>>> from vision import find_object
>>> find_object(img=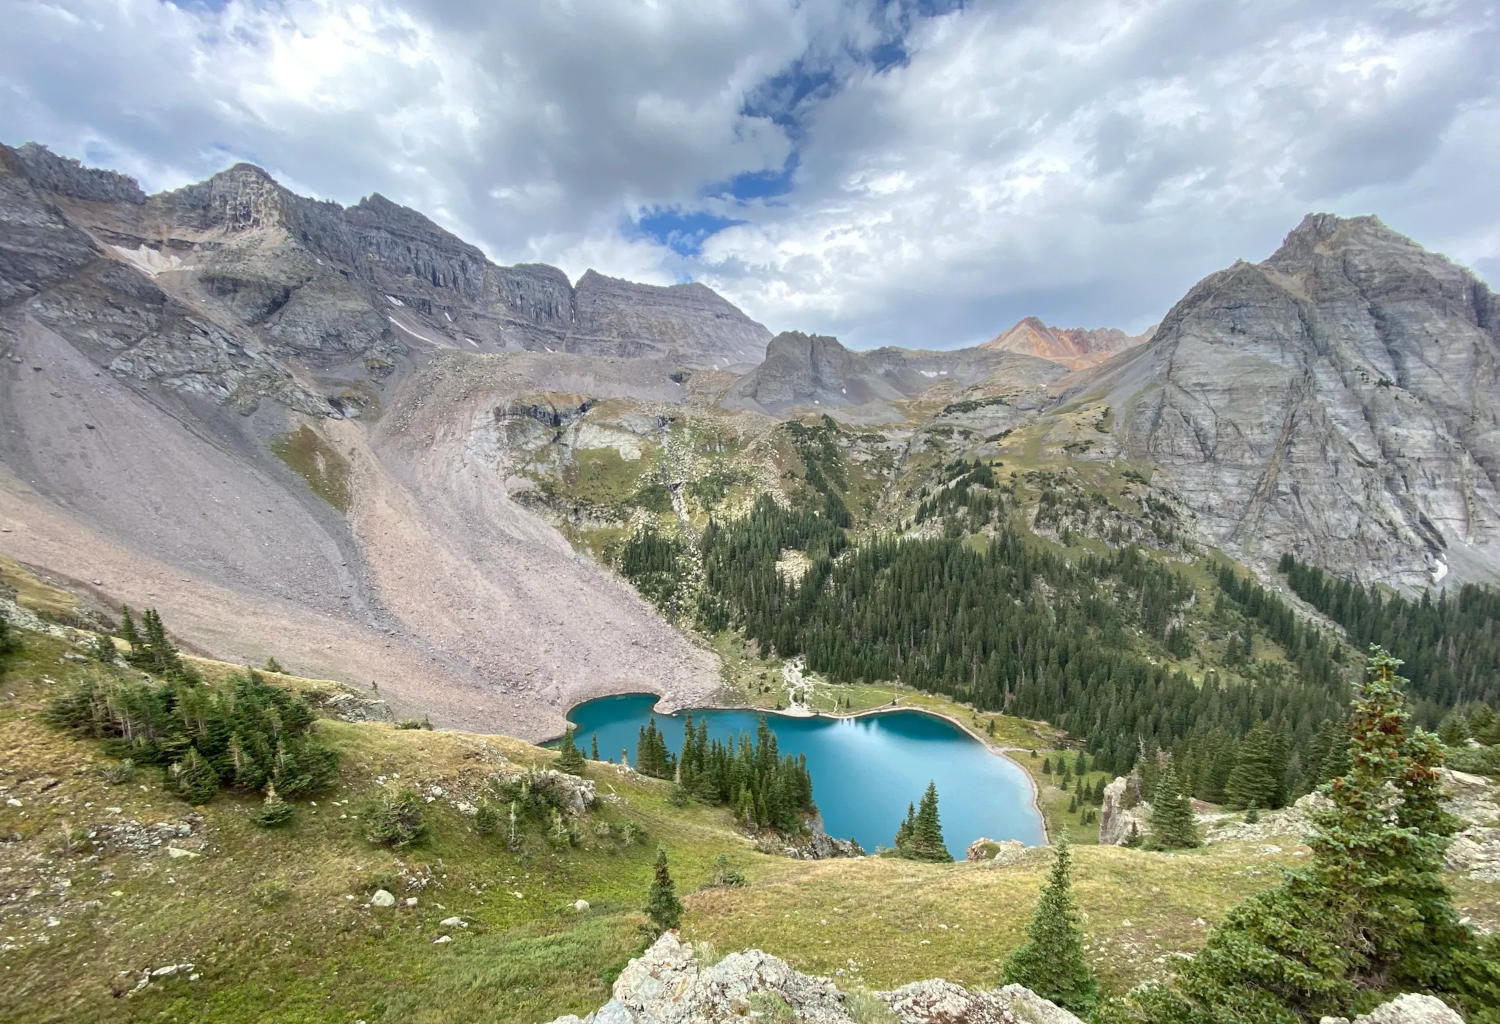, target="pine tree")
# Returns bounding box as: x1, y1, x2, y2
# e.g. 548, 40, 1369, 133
169, 746, 220, 804
118, 606, 142, 660
1112, 646, 1500, 1023
251, 784, 295, 828
590, 734, 600, 761
644, 847, 683, 934
1147, 762, 1199, 849
89, 632, 115, 663
893, 802, 916, 852
1002, 834, 1098, 1014
900, 781, 952, 862
1224, 722, 1277, 809
555, 728, 585, 775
